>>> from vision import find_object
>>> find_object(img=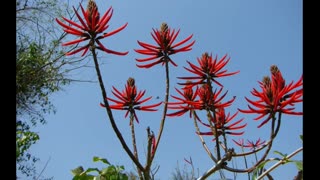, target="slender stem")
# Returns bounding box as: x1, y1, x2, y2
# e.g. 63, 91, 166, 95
240, 146, 250, 180
197, 159, 226, 180
130, 113, 142, 179
214, 124, 221, 160
206, 110, 221, 160
223, 112, 283, 173
192, 111, 218, 162
257, 147, 303, 180
151, 61, 170, 162
206, 80, 221, 160
254, 150, 258, 163
144, 127, 153, 180
91, 48, 144, 171
197, 149, 234, 180
246, 116, 276, 173
35, 156, 51, 180
223, 134, 228, 154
